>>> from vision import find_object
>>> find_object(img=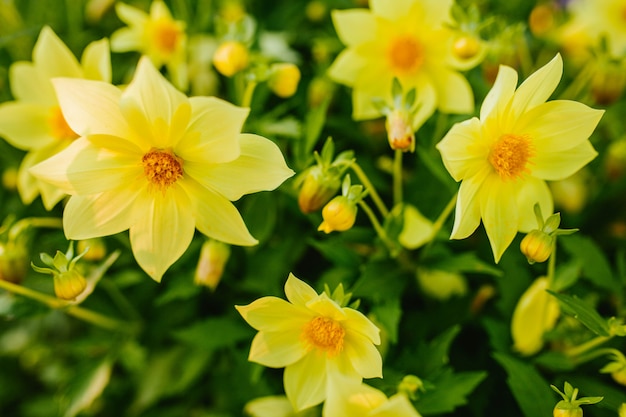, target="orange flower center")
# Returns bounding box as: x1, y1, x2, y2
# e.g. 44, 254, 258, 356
302, 316, 345, 356
388, 35, 423, 75
153, 20, 182, 55
488, 133, 535, 180
48, 106, 79, 141
142, 148, 183, 191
